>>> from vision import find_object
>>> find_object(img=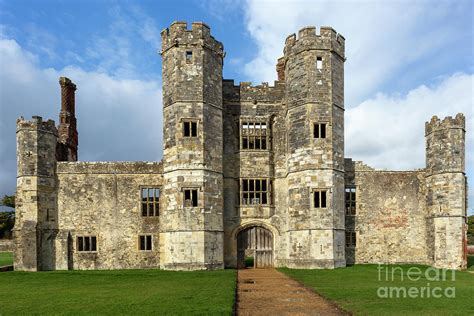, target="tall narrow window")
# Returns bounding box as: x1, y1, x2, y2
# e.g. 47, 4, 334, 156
316, 57, 323, 70
139, 235, 153, 251
345, 231, 356, 247
313, 190, 327, 208
141, 188, 160, 216
313, 123, 327, 139
345, 187, 356, 215
185, 51, 193, 63
77, 236, 97, 252
183, 121, 198, 137
184, 189, 198, 207
240, 179, 270, 205
241, 121, 268, 150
